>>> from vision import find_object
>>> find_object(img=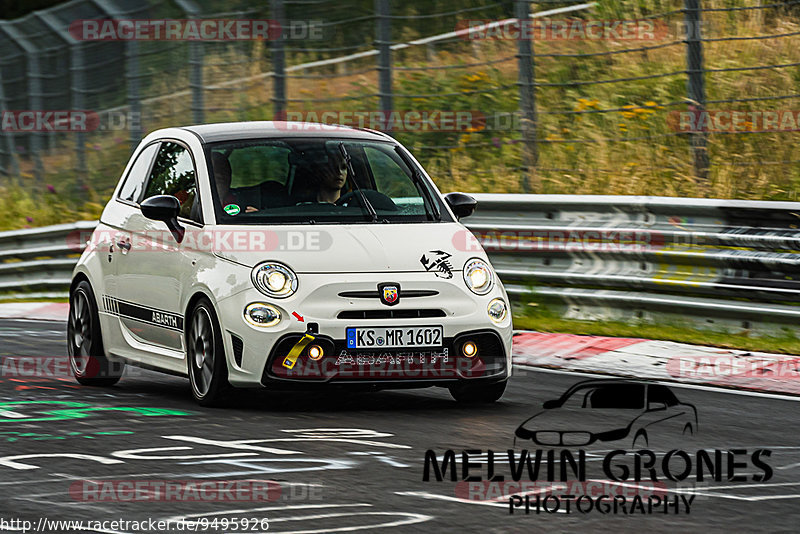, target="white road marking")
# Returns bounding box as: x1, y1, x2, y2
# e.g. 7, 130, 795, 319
0, 454, 124, 471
